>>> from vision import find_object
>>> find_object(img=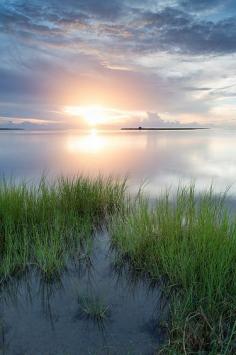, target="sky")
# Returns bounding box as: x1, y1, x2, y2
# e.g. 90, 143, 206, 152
0, 0, 236, 129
